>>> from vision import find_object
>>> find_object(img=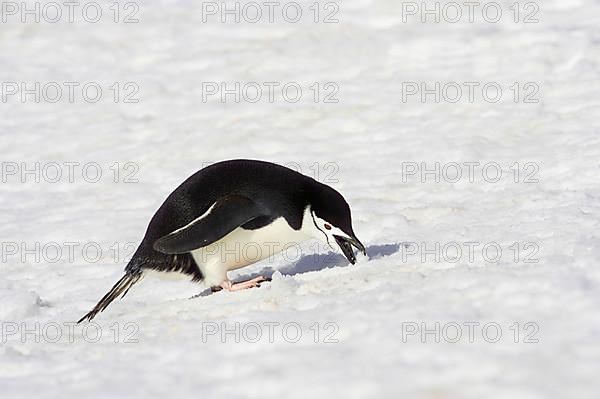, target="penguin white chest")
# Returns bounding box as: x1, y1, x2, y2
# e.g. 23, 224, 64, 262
190, 217, 311, 286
